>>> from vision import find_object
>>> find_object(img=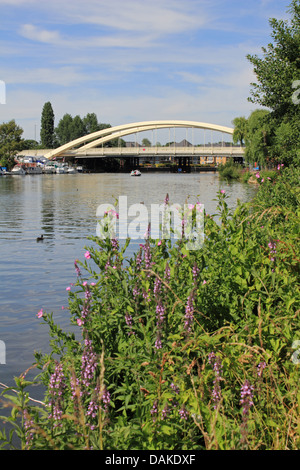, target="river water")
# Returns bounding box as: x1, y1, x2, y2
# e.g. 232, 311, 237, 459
0, 171, 257, 391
